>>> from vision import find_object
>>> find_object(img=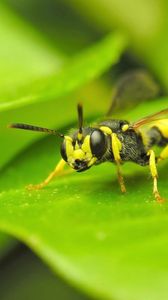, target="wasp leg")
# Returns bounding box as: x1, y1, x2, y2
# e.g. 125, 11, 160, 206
112, 133, 126, 193
116, 162, 126, 193
158, 145, 168, 162
27, 159, 73, 190
147, 150, 164, 202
